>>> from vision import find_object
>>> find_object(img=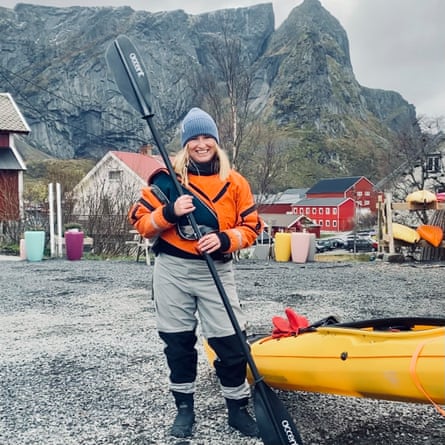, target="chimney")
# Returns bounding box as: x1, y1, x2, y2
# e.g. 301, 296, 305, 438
139, 144, 153, 156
